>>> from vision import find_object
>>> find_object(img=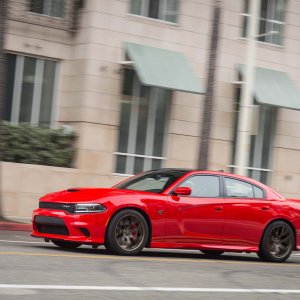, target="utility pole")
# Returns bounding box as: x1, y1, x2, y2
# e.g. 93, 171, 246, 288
234, 0, 261, 176
198, 0, 221, 170
0, 0, 8, 219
